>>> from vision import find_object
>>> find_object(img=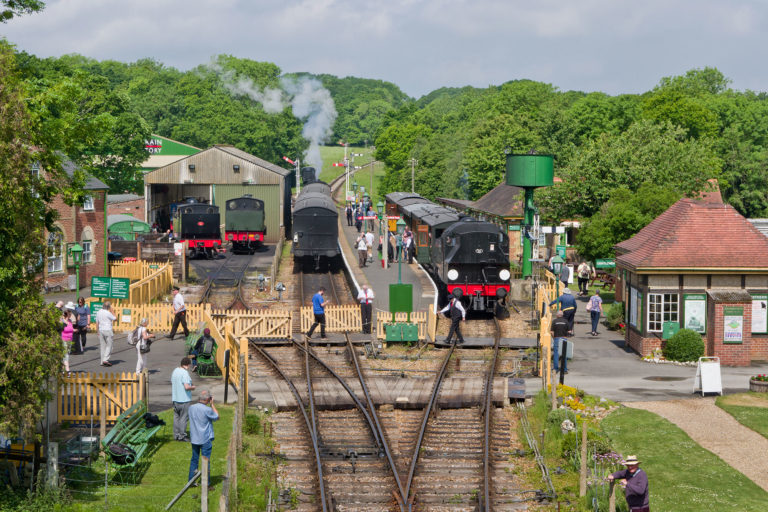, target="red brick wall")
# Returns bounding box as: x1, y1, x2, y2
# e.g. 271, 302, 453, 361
44, 190, 107, 291
626, 328, 662, 356
107, 198, 145, 221
708, 302, 752, 366
751, 336, 768, 360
